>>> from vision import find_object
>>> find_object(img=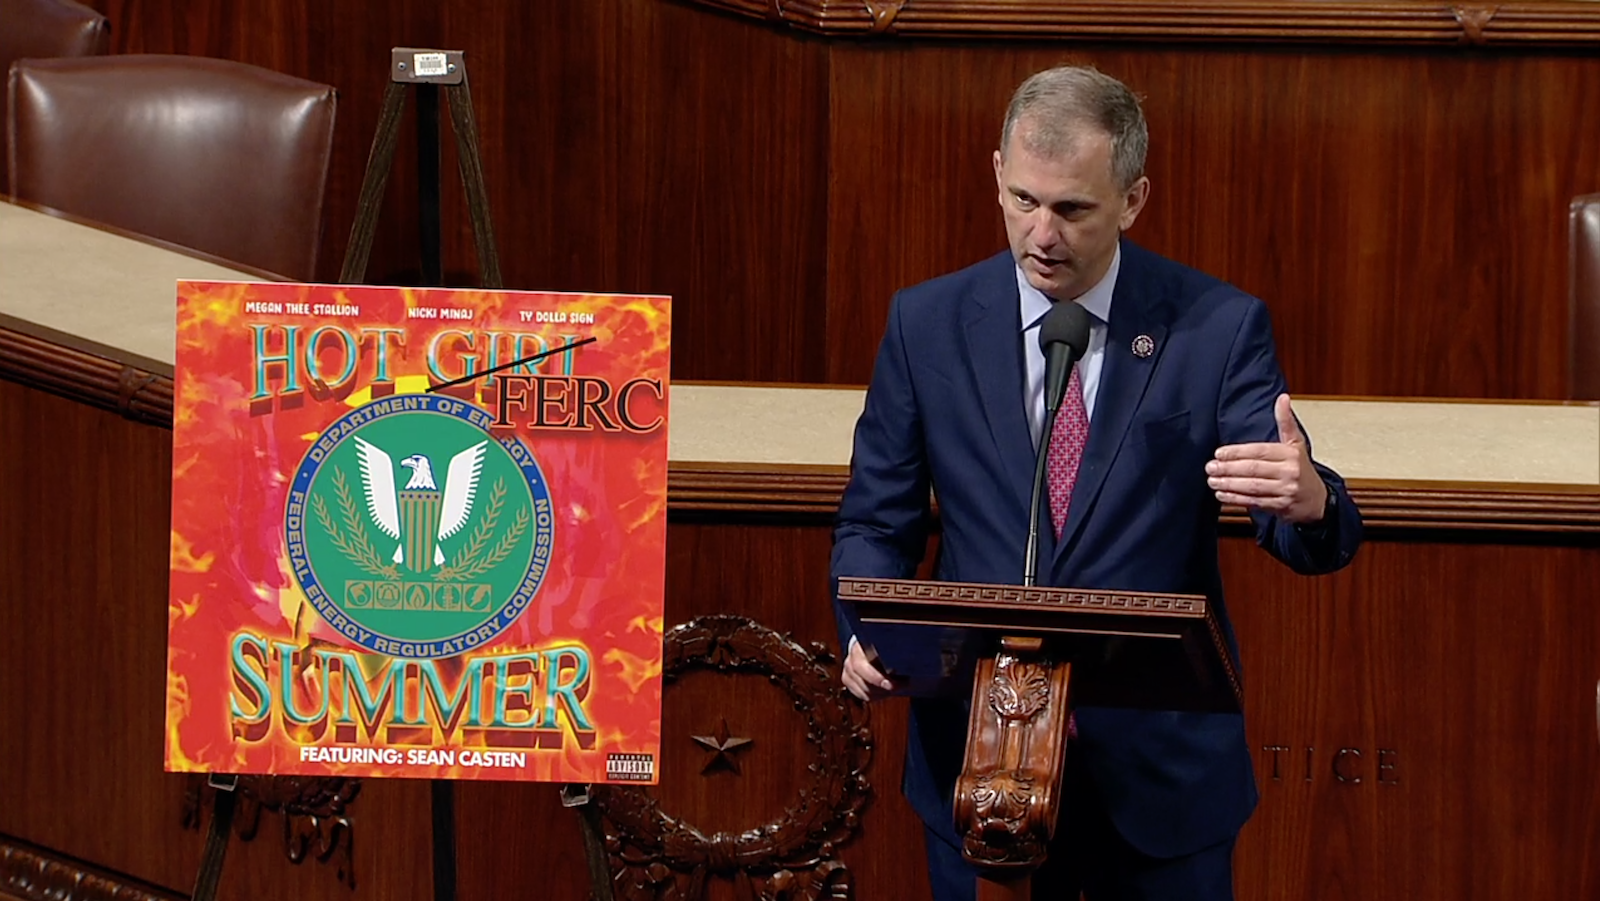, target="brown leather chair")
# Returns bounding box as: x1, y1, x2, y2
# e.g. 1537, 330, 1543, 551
0, 0, 109, 191
7, 54, 337, 281
1571, 194, 1600, 399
